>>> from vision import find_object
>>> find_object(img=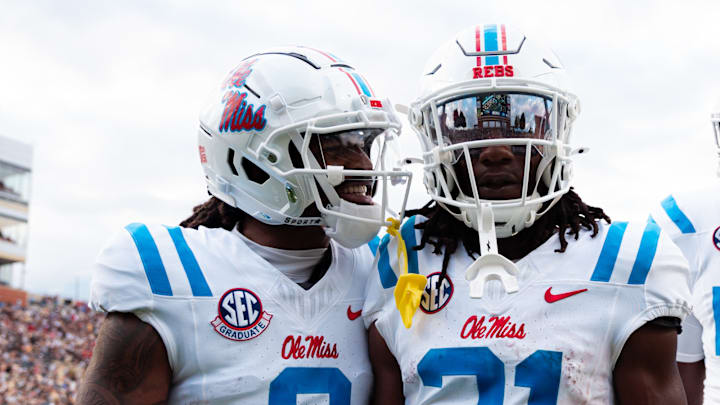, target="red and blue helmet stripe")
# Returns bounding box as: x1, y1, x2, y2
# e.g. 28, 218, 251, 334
350, 72, 373, 97
338, 67, 374, 97
297, 46, 375, 97
475, 24, 509, 67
